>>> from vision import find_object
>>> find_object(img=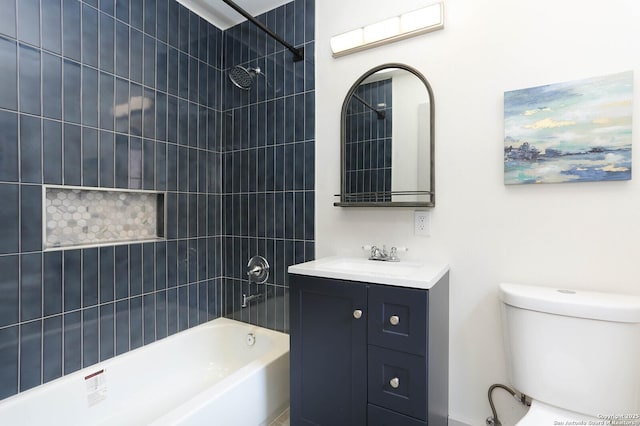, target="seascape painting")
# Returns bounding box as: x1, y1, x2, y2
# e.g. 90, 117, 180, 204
504, 71, 633, 185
